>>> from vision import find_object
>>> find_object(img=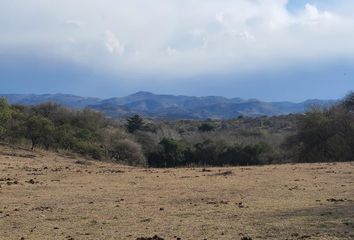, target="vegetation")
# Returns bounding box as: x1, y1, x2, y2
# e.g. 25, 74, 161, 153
0, 99, 12, 138
0, 102, 139, 163
0, 92, 353, 167
283, 92, 354, 162
147, 139, 270, 167
126, 114, 145, 133
198, 123, 215, 132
